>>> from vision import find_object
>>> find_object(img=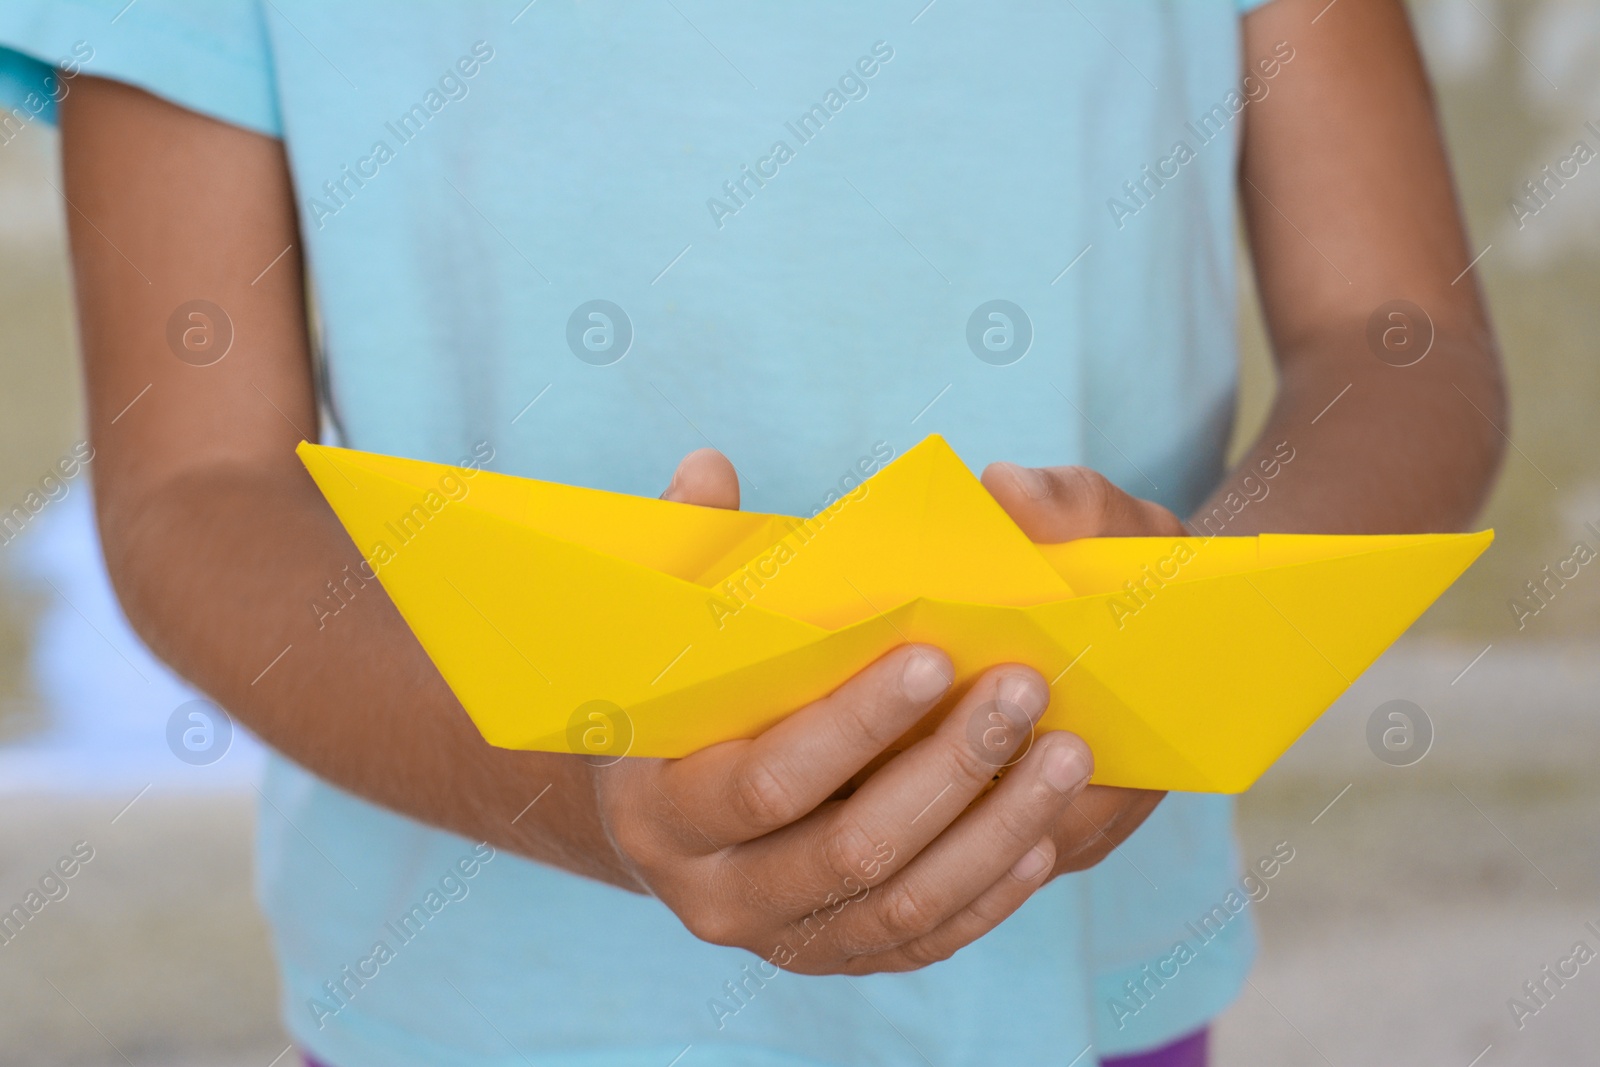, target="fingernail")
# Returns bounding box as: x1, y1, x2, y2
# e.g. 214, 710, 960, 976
1042, 742, 1089, 792
901, 651, 952, 702
1002, 463, 1050, 500
1000, 673, 1050, 723
1010, 841, 1051, 880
